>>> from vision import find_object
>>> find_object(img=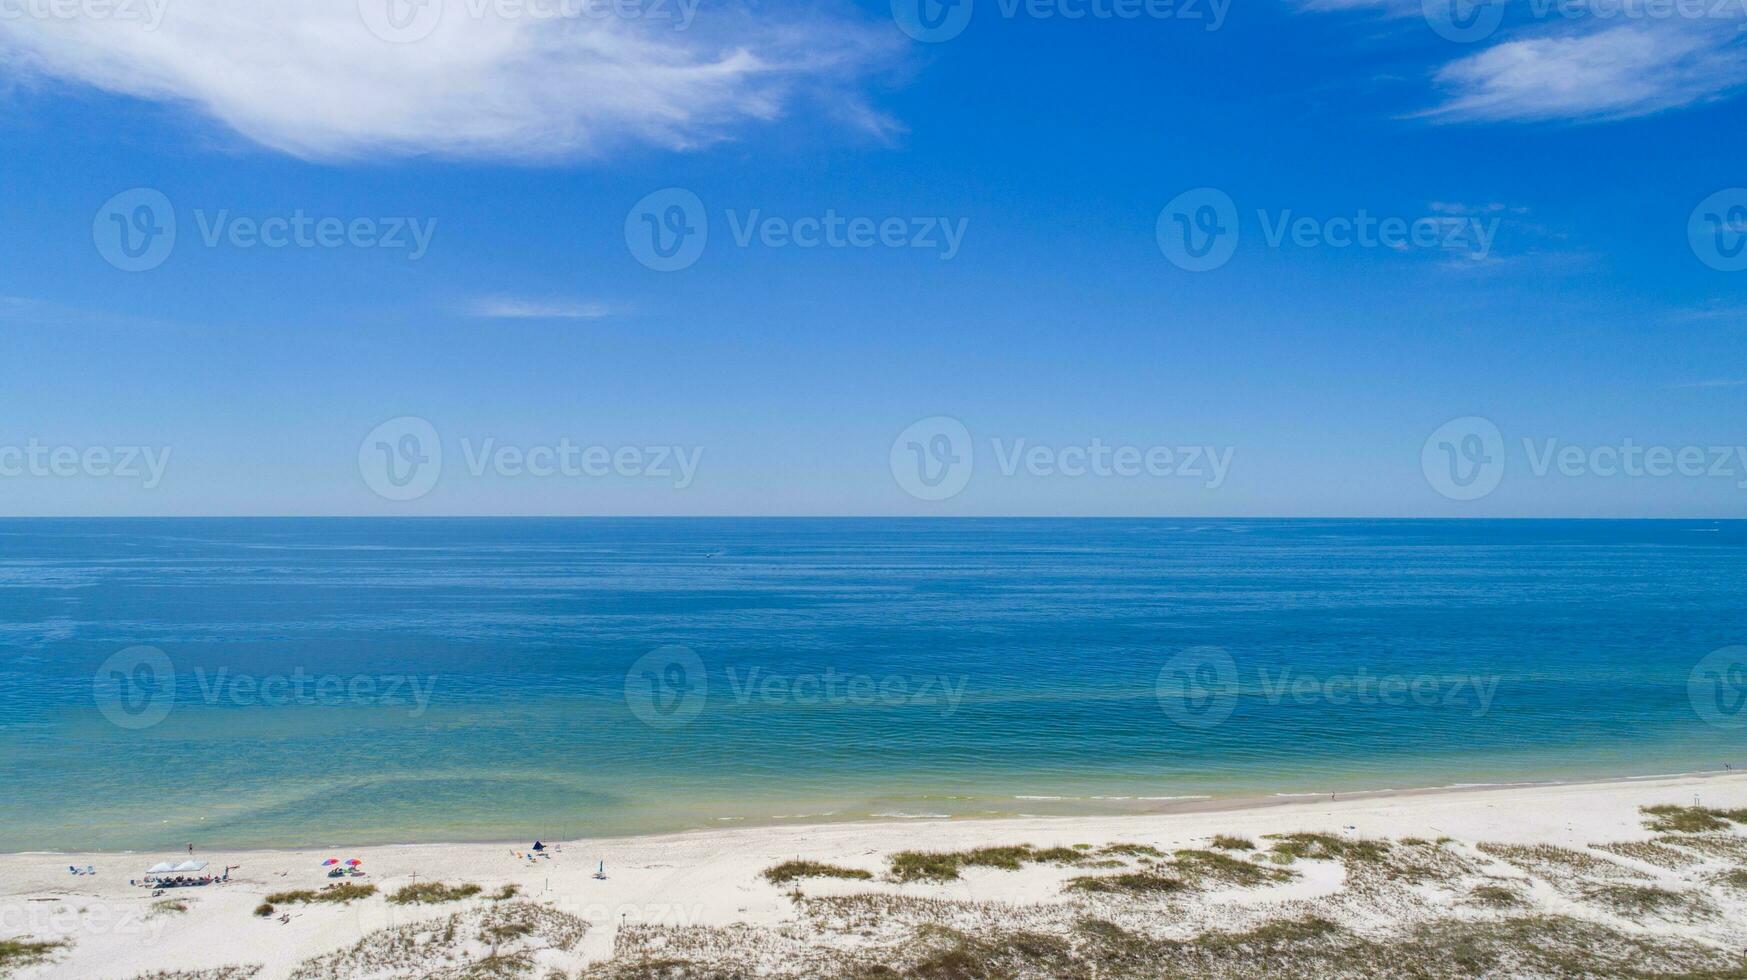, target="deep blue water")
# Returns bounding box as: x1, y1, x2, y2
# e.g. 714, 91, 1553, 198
1, 518, 1743, 851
